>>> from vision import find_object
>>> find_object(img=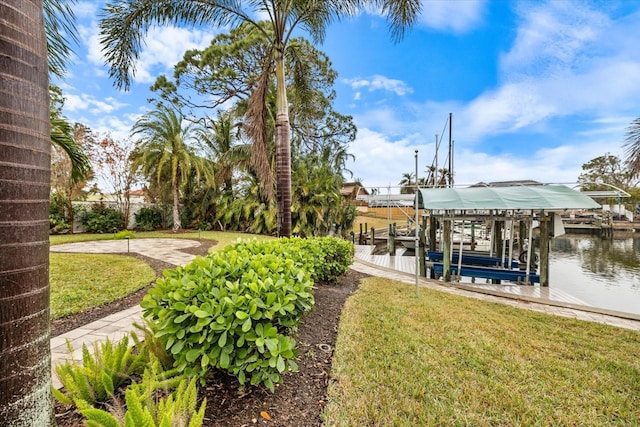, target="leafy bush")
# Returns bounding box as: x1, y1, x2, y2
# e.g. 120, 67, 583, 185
82, 203, 123, 233
135, 206, 163, 231
49, 192, 72, 234
141, 246, 315, 391
227, 237, 354, 283
308, 237, 354, 282
53, 336, 145, 407
49, 213, 71, 234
